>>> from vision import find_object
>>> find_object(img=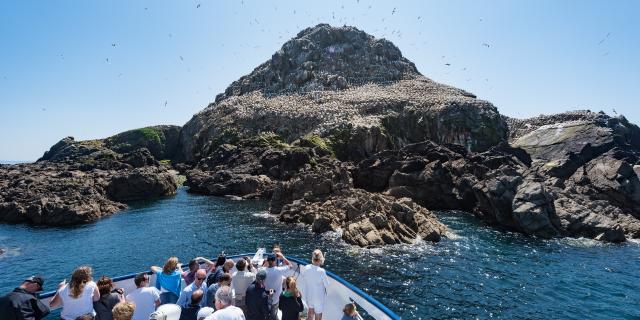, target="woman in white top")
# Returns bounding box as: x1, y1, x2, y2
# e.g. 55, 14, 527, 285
299, 249, 330, 320
50, 266, 101, 320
